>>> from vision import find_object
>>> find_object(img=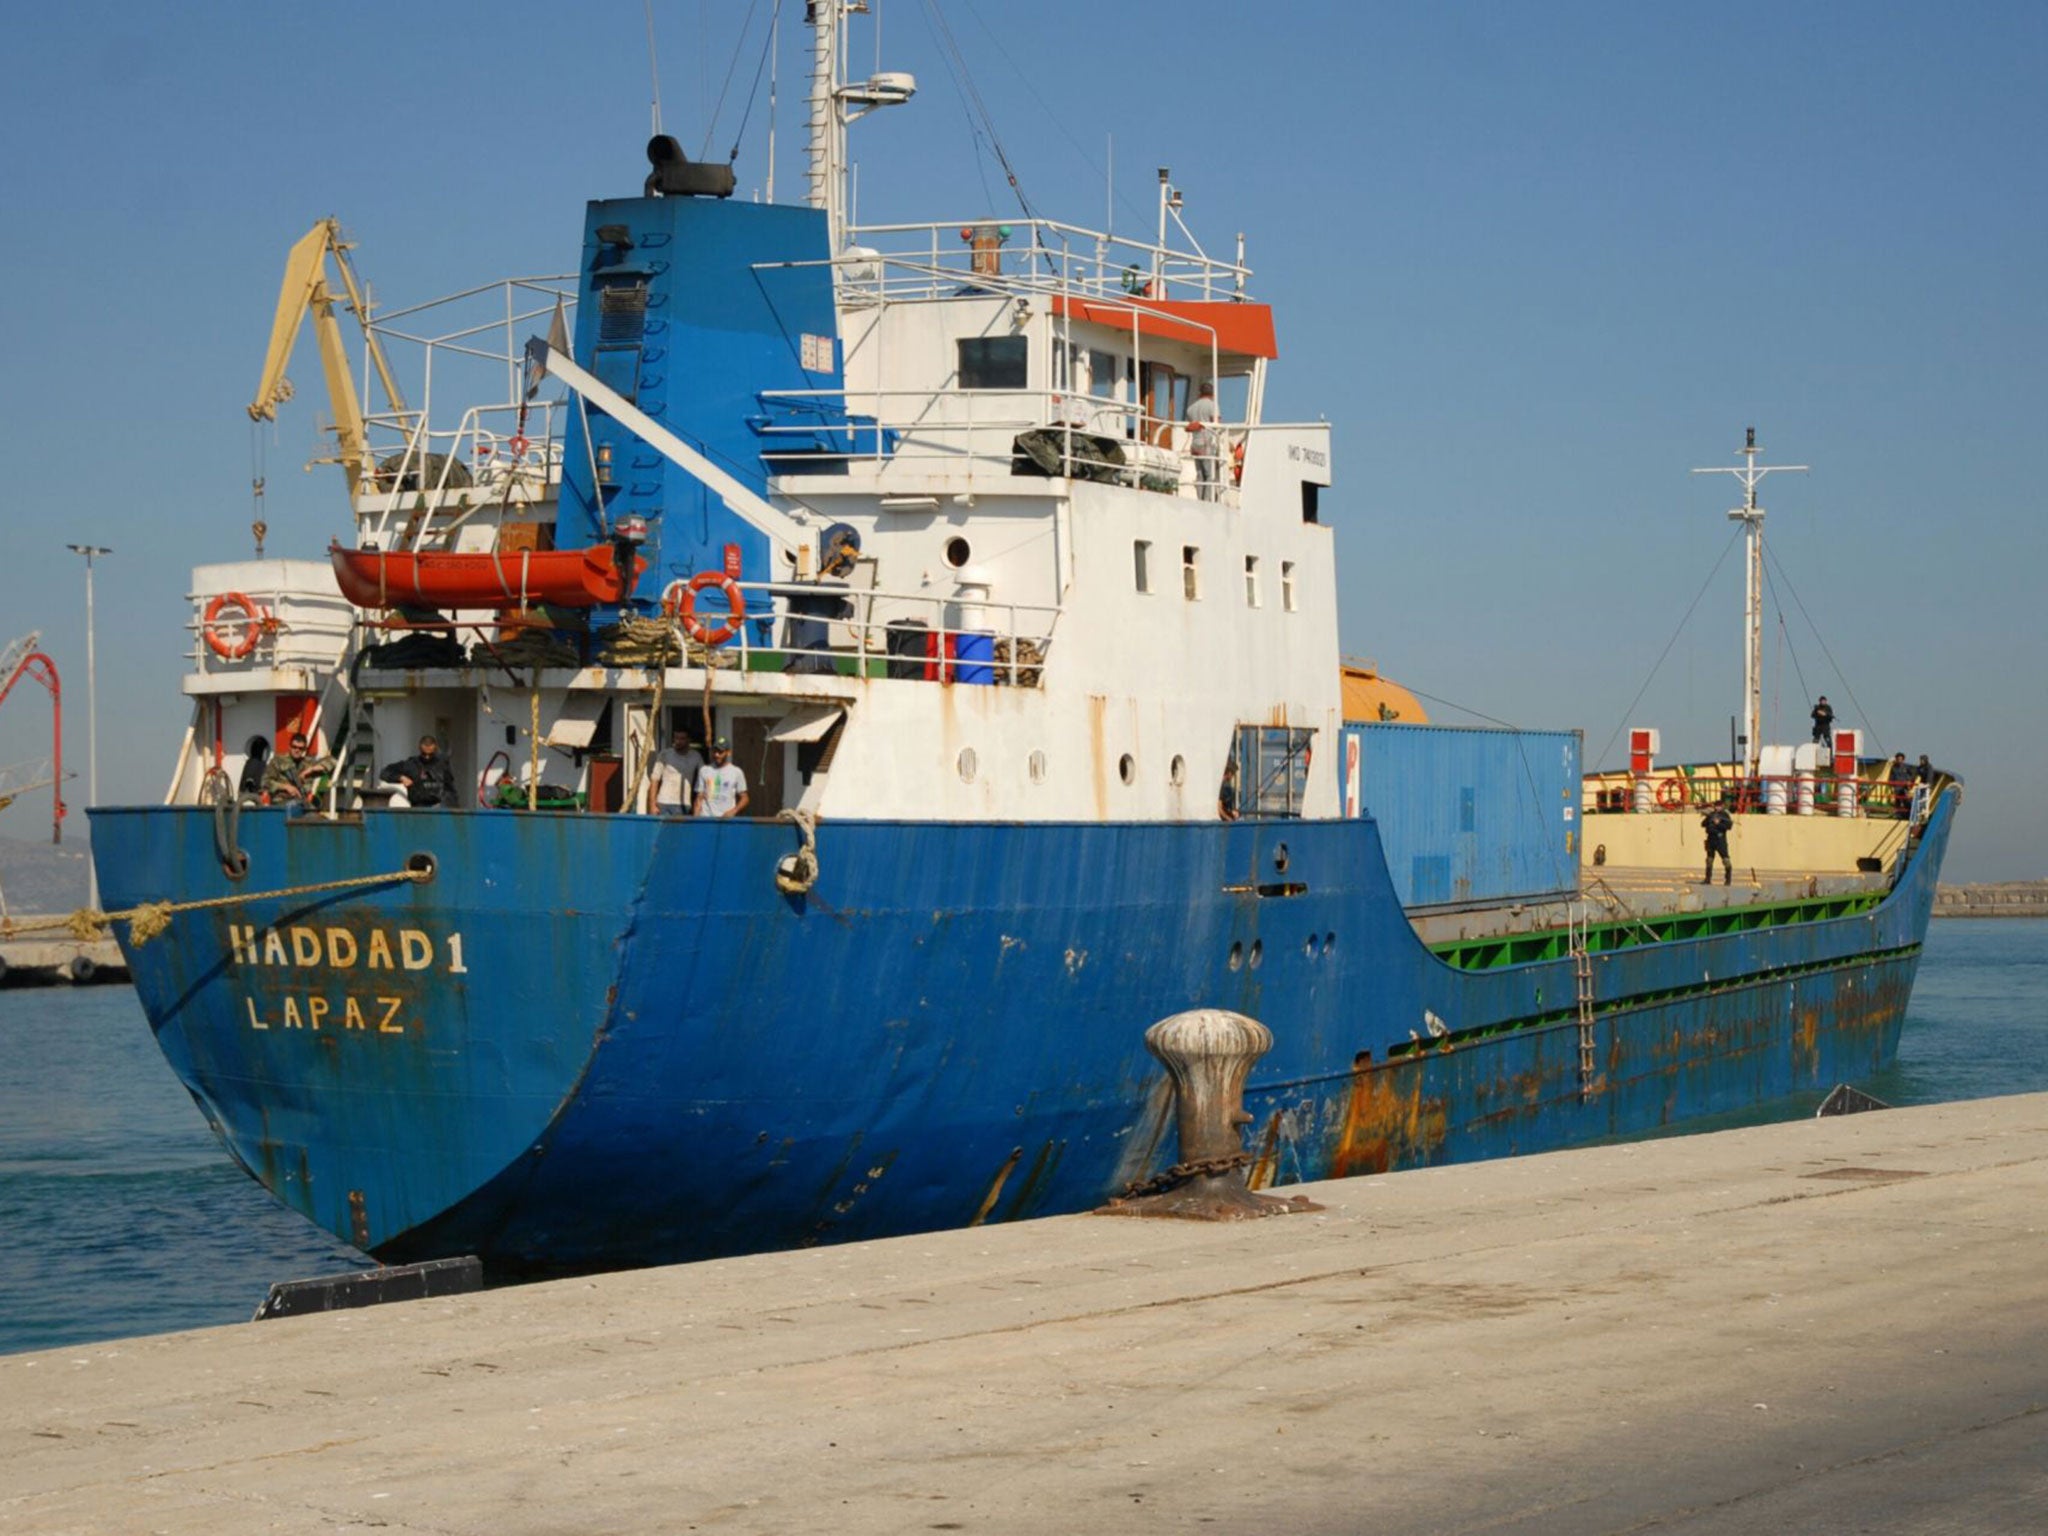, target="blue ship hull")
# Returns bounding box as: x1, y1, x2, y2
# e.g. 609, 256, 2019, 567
91, 795, 1952, 1275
